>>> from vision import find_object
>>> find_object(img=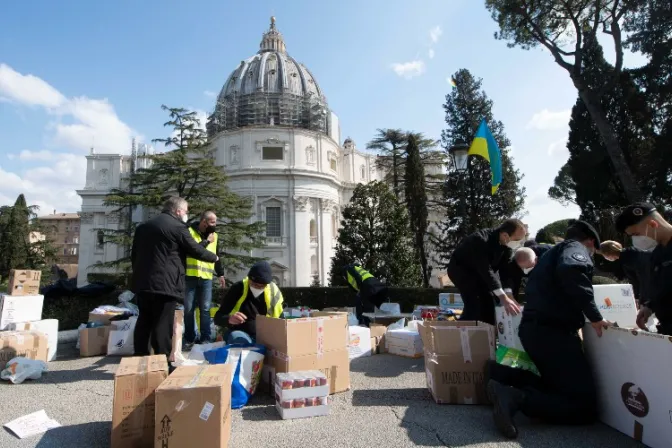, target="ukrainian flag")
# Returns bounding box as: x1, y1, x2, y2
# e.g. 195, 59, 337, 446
468, 118, 503, 195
